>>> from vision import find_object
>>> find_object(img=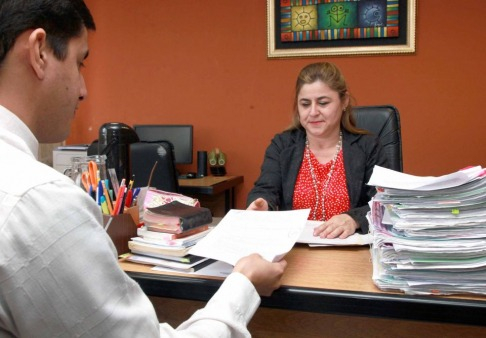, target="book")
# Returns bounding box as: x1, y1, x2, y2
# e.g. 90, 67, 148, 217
143, 200, 212, 234
131, 236, 202, 248
128, 240, 191, 257
137, 224, 210, 241
136, 227, 211, 247
127, 252, 208, 264
125, 253, 215, 272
